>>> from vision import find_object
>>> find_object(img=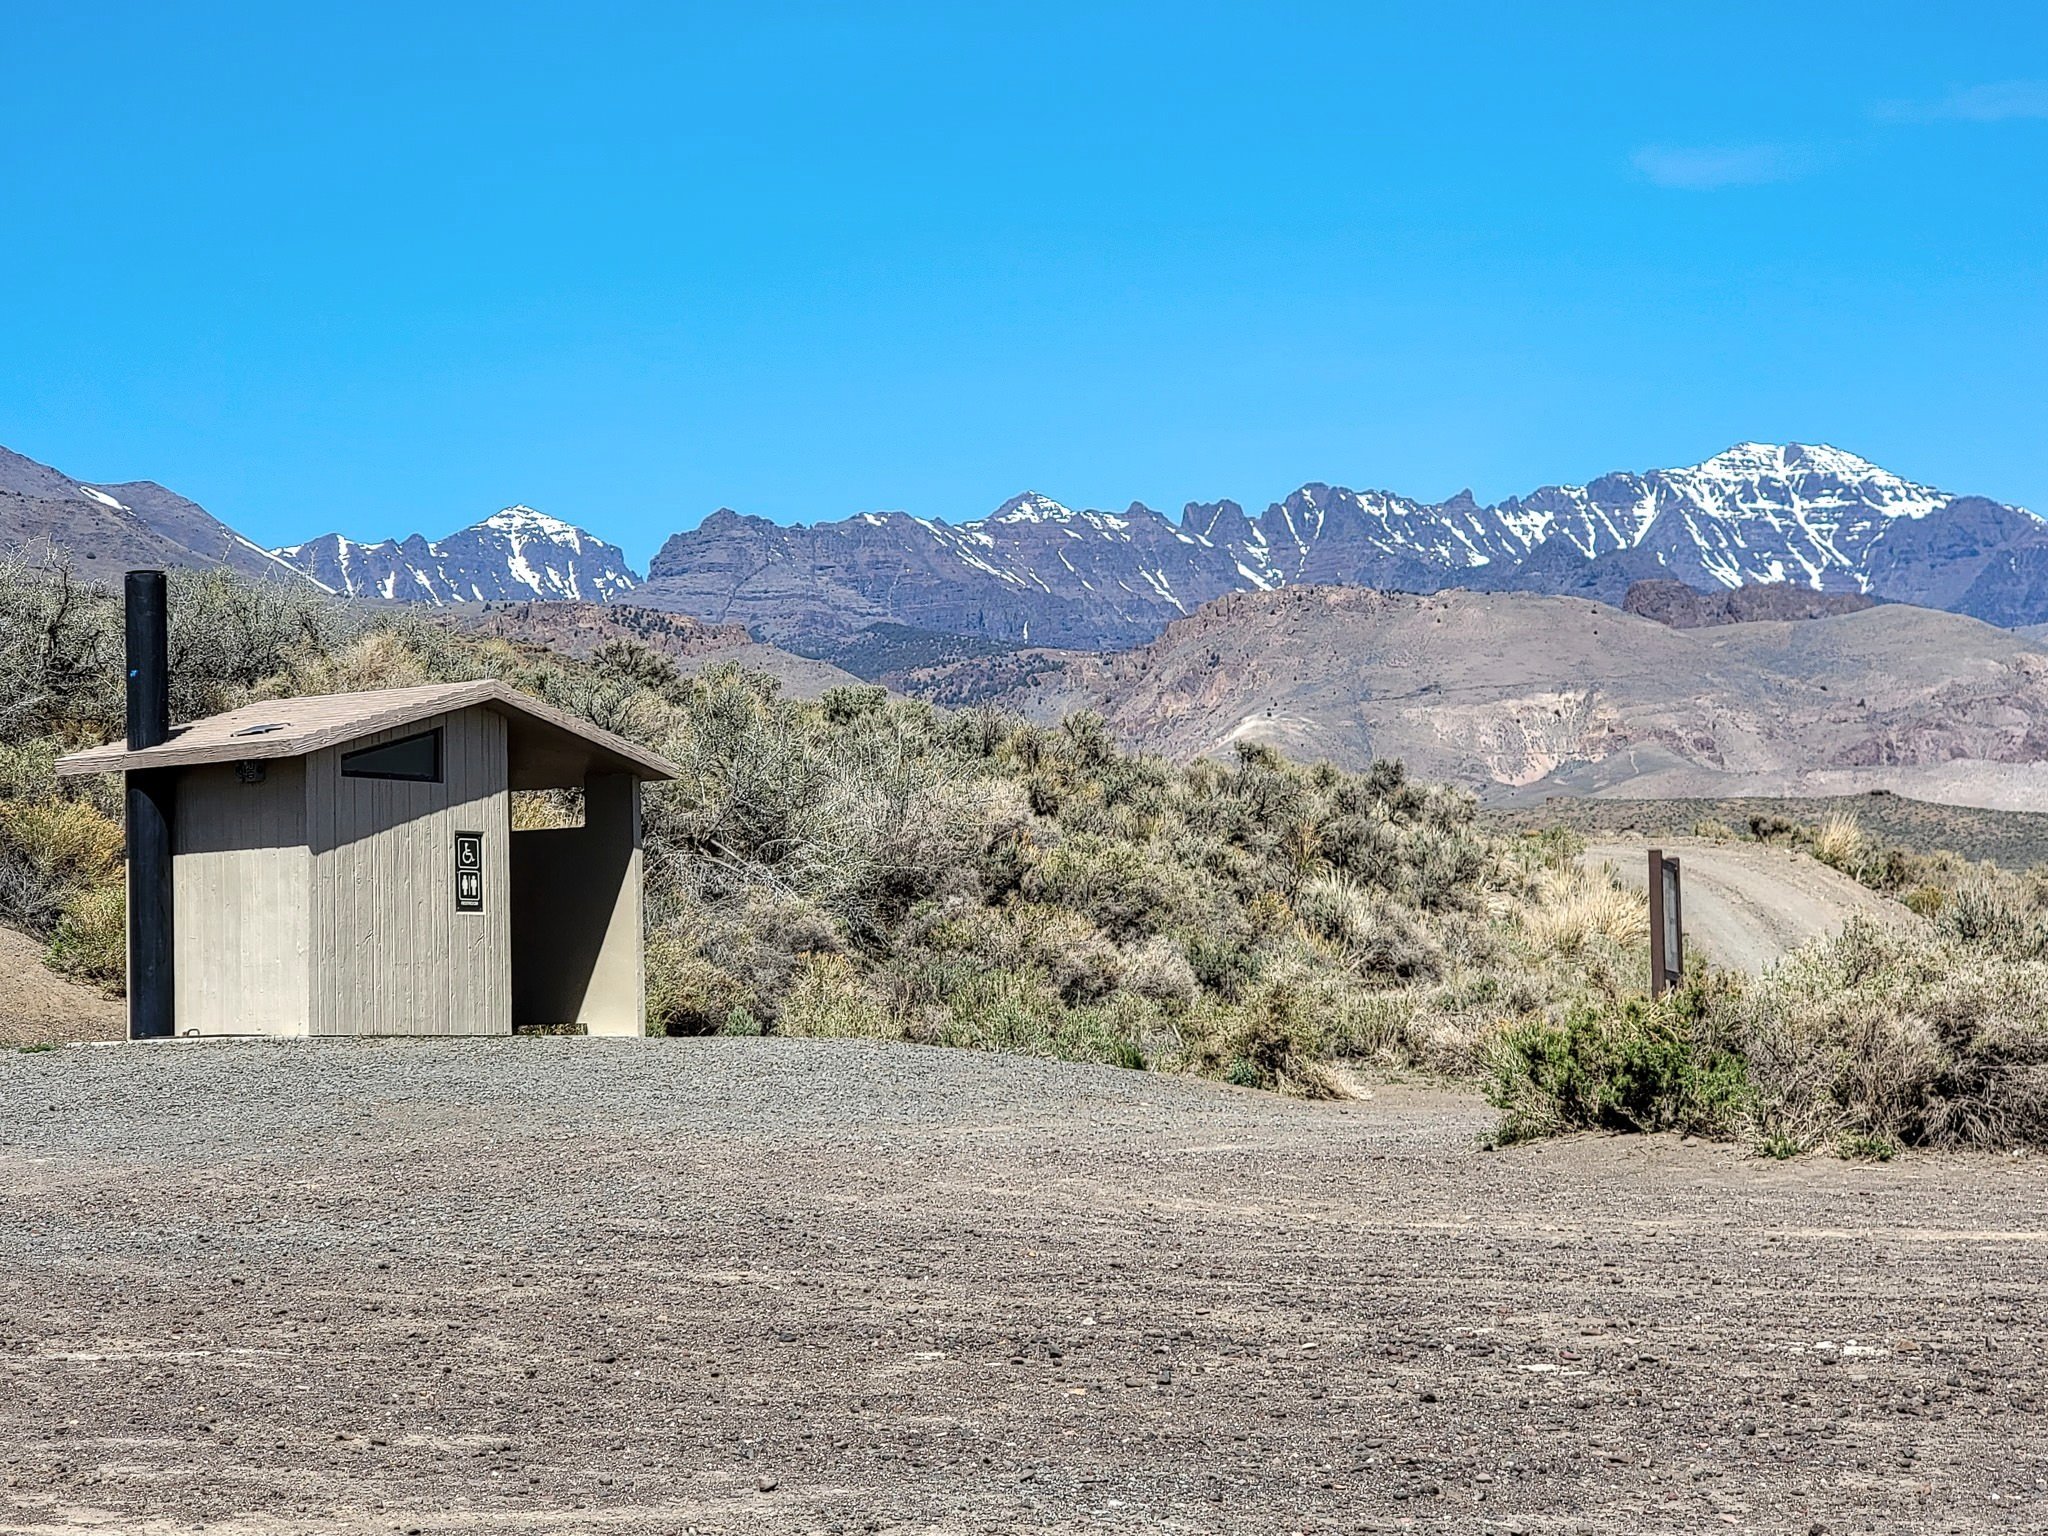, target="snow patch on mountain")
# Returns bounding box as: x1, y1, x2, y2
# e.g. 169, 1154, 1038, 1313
986, 492, 1076, 525
274, 507, 639, 604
